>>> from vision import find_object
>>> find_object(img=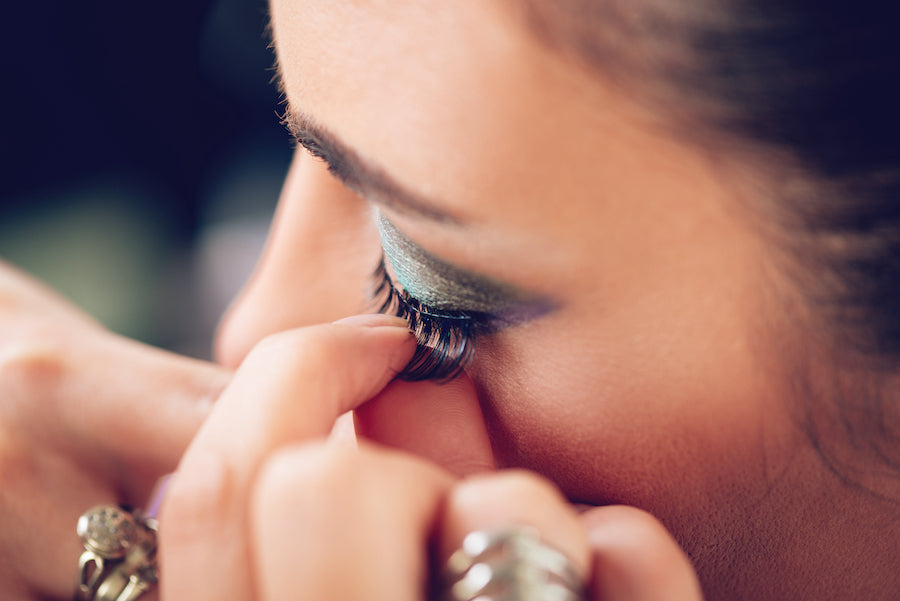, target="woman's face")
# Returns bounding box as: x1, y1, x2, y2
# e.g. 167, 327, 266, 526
216, 1, 852, 596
